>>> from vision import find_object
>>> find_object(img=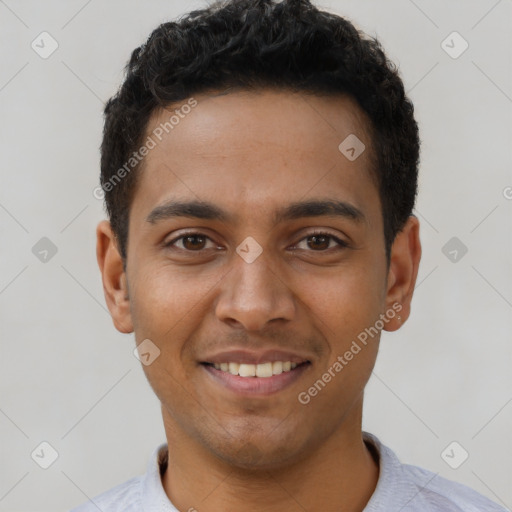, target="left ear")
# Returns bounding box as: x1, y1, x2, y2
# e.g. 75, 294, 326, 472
383, 215, 421, 332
